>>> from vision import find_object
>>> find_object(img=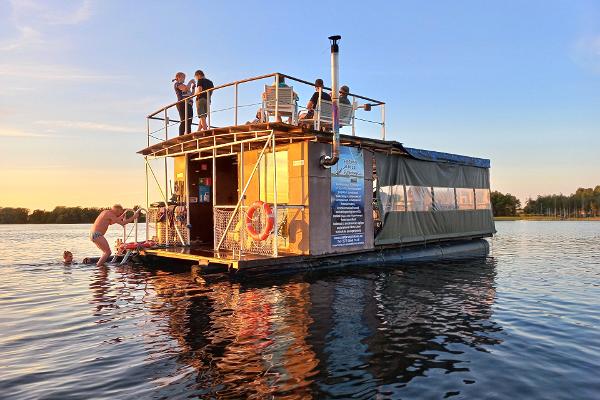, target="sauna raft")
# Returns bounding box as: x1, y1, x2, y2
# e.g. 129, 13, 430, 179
137, 101, 495, 275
